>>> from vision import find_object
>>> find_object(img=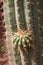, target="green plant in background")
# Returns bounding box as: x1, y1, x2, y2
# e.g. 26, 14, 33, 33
0, 43, 5, 53
13, 29, 30, 49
